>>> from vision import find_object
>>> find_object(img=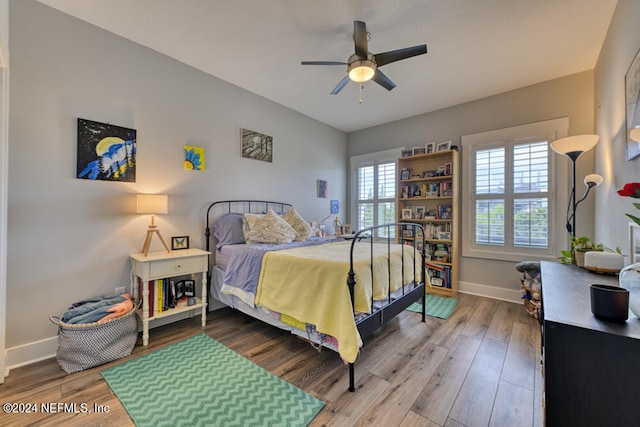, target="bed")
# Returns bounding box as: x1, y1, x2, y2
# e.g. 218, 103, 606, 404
205, 200, 428, 392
